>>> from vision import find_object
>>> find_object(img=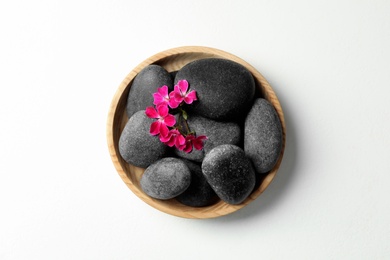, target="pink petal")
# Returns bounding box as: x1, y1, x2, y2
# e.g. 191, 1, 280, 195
176, 134, 186, 146
159, 135, 170, 142
153, 93, 162, 103
183, 143, 193, 153
145, 106, 159, 118
193, 142, 203, 150
180, 135, 194, 153
163, 130, 180, 146
165, 136, 176, 147
159, 123, 169, 137
173, 85, 182, 95
171, 129, 180, 135
170, 87, 184, 103
177, 80, 188, 93
153, 93, 165, 106
171, 86, 178, 94
150, 121, 161, 135
157, 85, 168, 97
185, 90, 197, 103
163, 114, 176, 127
193, 136, 207, 150
173, 92, 184, 103
168, 98, 180, 109
184, 96, 194, 104
175, 139, 186, 150
186, 134, 195, 141
159, 130, 171, 142
157, 104, 168, 117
